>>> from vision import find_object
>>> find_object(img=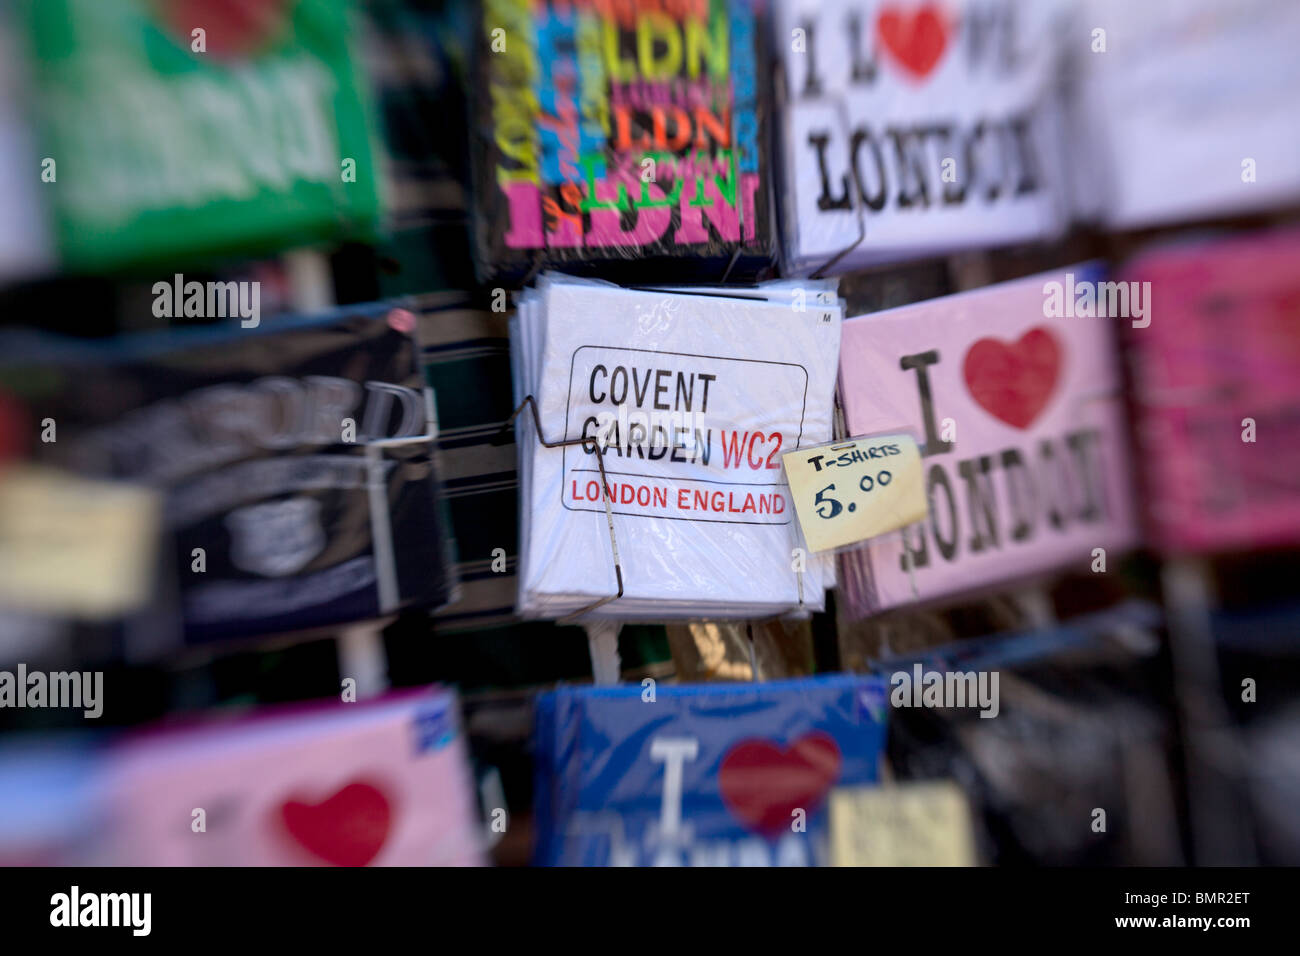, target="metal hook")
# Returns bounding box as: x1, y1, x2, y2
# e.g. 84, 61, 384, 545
500, 395, 625, 623
810, 217, 866, 281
